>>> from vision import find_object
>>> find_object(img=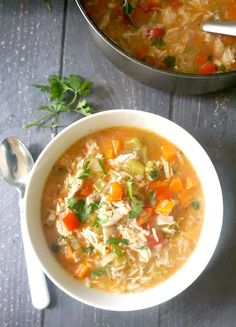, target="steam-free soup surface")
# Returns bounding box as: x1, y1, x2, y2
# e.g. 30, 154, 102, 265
82, 0, 236, 74
42, 126, 203, 293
